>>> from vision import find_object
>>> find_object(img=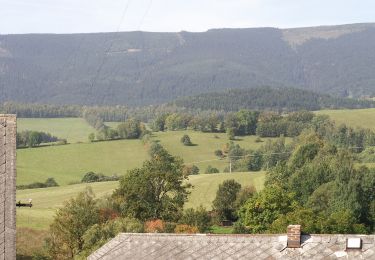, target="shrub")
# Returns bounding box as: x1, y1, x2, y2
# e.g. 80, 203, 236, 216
145, 219, 165, 233
174, 224, 199, 234
182, 165, 200, 176
164, 222, 177, 233
205, 165, 220, 174
17, 178, 59, 190
81, 172, 99, 183
181, 134, 192, 146
88, 133, 95, 142
45, 178, 59, 187
98, 208, 120, 223
214, 149, 224, 158
179, 206, 211, 233
81, 172, 119, 183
